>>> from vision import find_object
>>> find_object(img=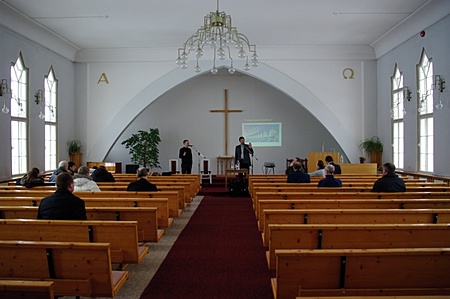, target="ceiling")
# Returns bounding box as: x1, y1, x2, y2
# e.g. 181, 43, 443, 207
1, 0, 433, 52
